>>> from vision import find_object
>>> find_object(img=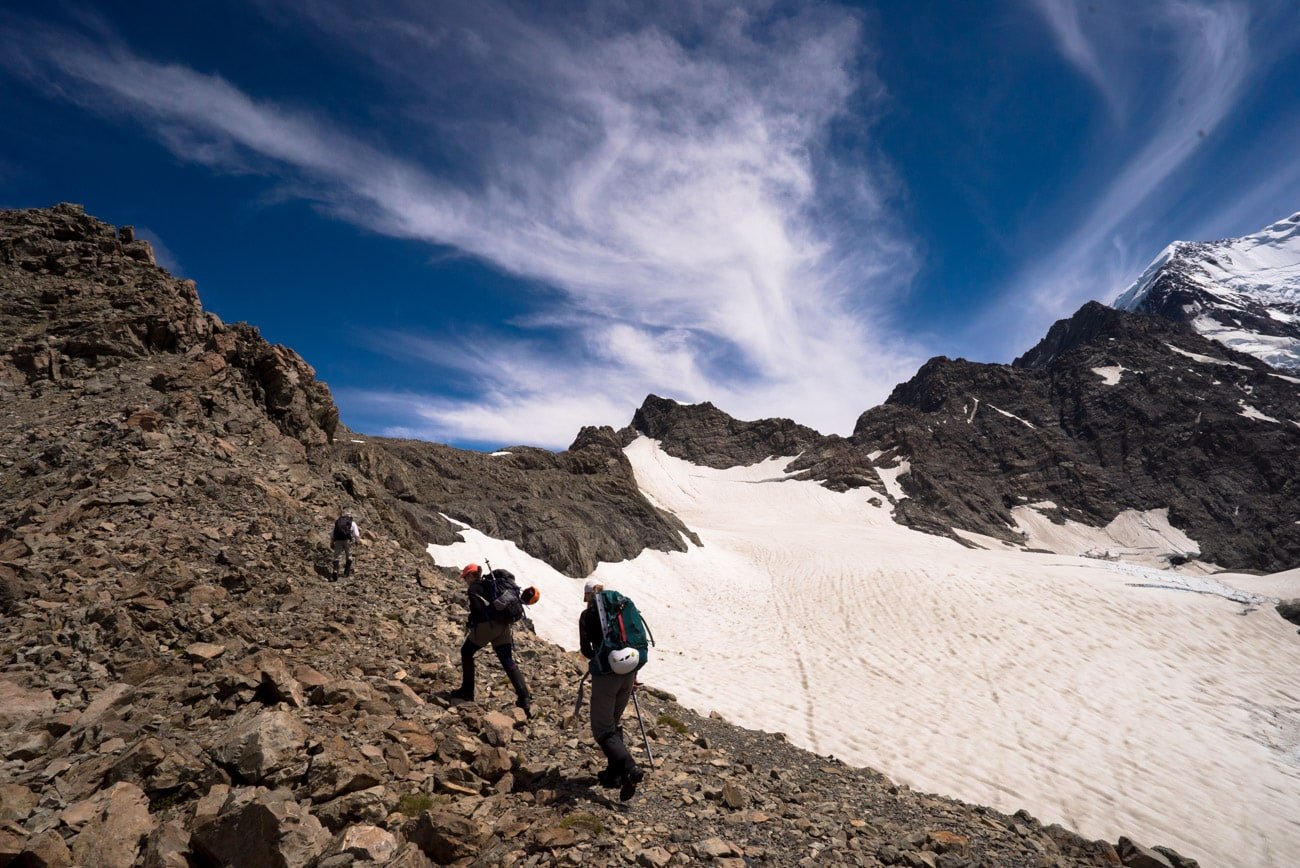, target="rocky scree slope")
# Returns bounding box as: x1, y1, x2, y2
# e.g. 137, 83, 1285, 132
0, 204, 1198, 867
